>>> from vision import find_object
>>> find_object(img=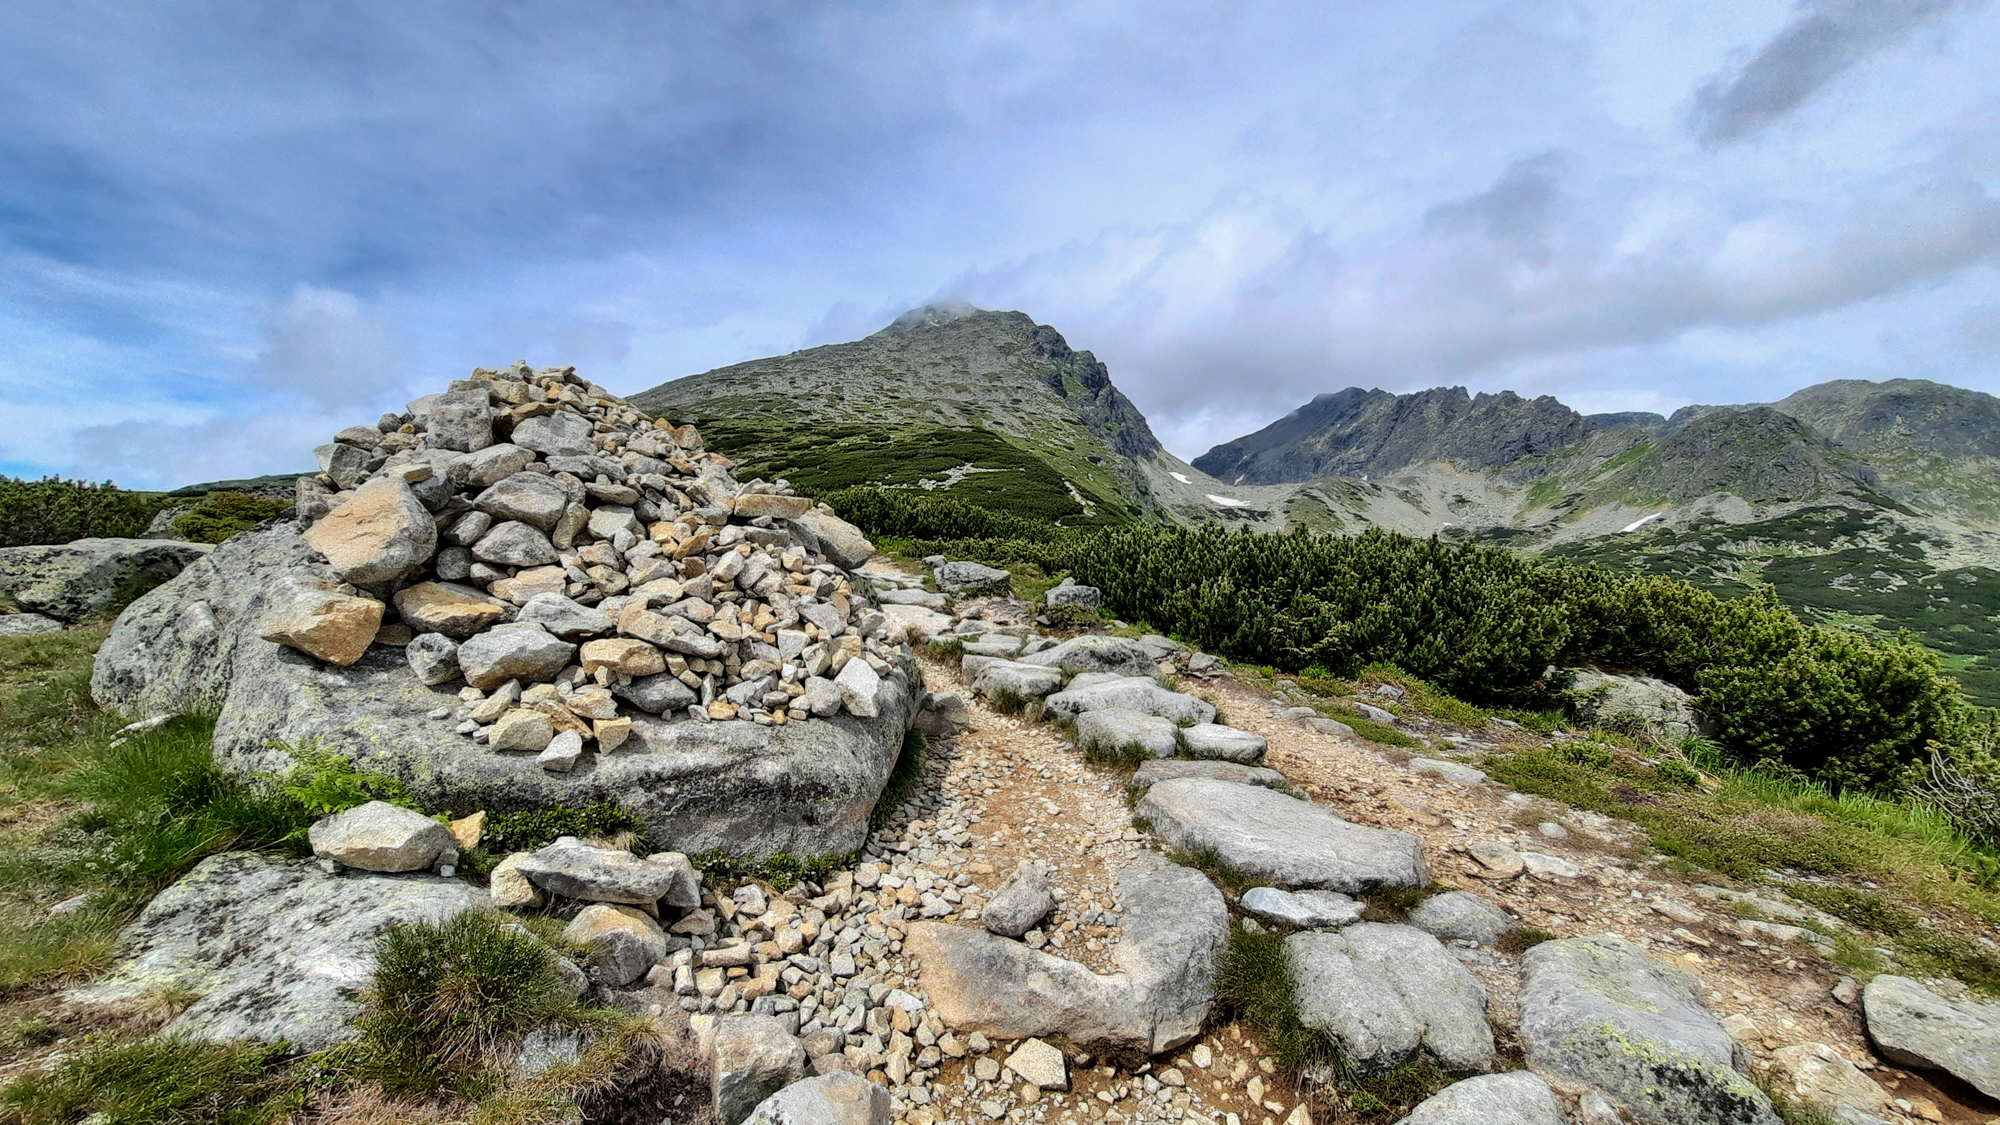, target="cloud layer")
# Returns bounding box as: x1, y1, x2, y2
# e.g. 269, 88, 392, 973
2, 1, 1996, 485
